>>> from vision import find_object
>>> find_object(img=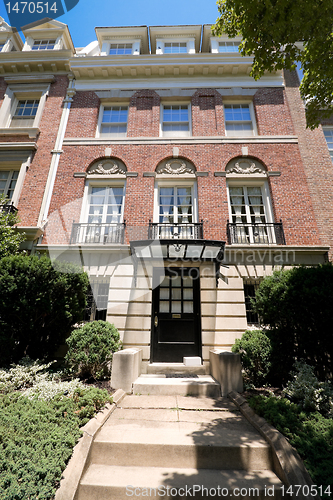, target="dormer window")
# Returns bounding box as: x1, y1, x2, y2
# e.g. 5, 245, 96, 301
109, 43, 133, 55
218, 41, 240, 53
164, 42, 187, 54
32, 39, 57, 50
